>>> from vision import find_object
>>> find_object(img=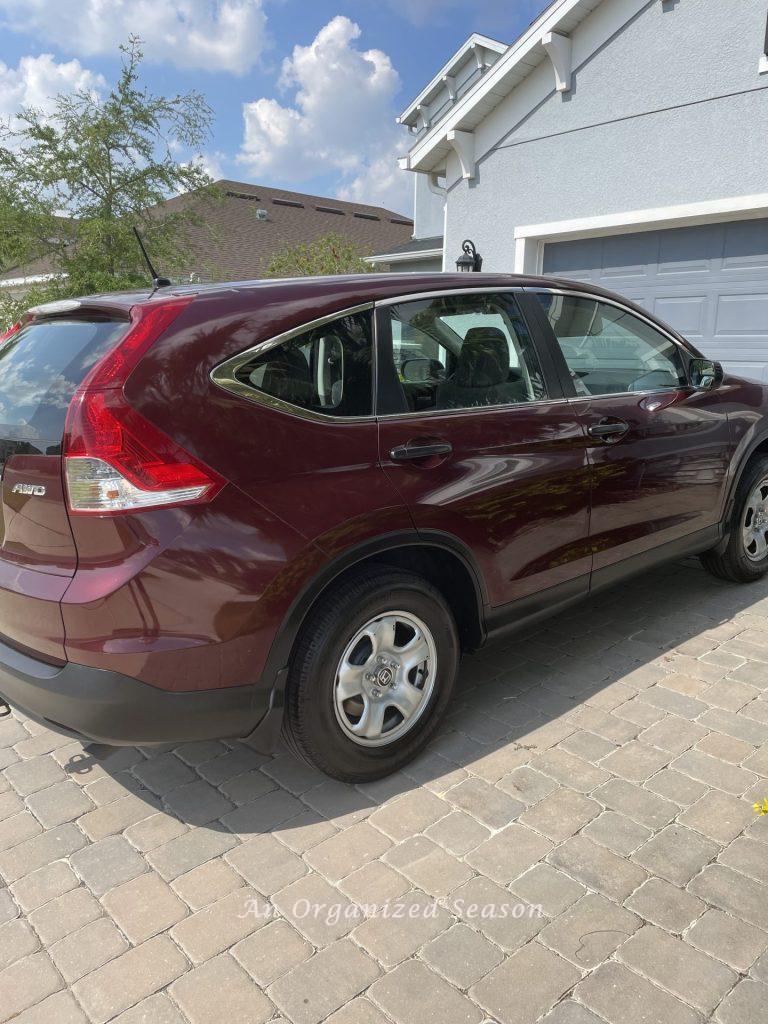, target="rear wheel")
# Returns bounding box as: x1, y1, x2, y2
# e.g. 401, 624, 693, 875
282, 567, 459, 782
701, 455, 768, 582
